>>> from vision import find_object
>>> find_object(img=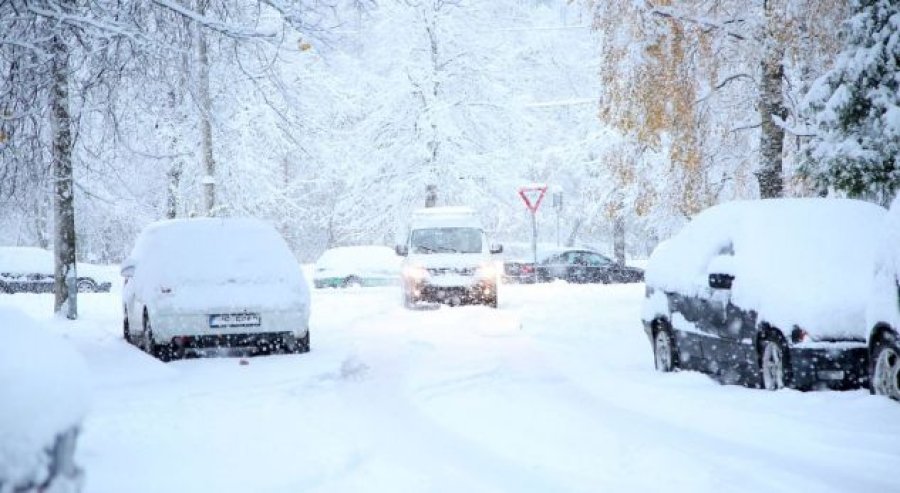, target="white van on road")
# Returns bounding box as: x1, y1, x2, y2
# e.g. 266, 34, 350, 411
396, 207, 503, 308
